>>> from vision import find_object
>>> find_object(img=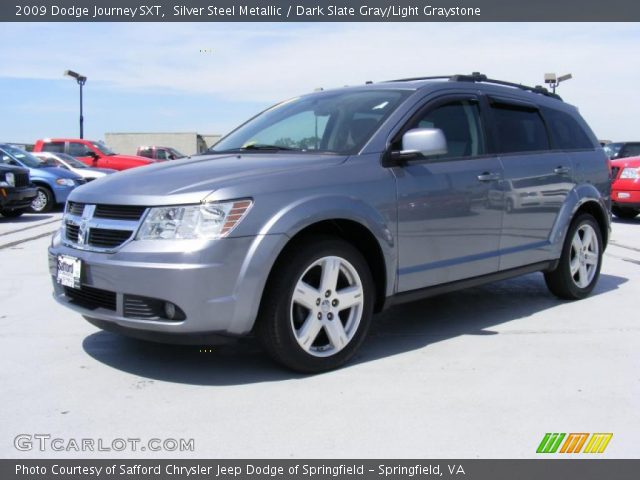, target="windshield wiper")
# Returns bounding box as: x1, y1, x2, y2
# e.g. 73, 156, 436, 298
212, 144, 301, 153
